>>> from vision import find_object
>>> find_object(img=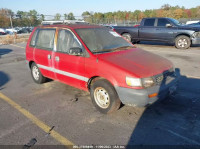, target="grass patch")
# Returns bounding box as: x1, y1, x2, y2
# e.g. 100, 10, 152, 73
0, 34, 30, 45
